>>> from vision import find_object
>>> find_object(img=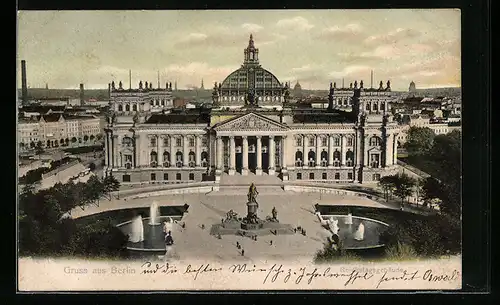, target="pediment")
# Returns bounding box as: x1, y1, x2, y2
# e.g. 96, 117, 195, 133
213, 112, 289, 132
